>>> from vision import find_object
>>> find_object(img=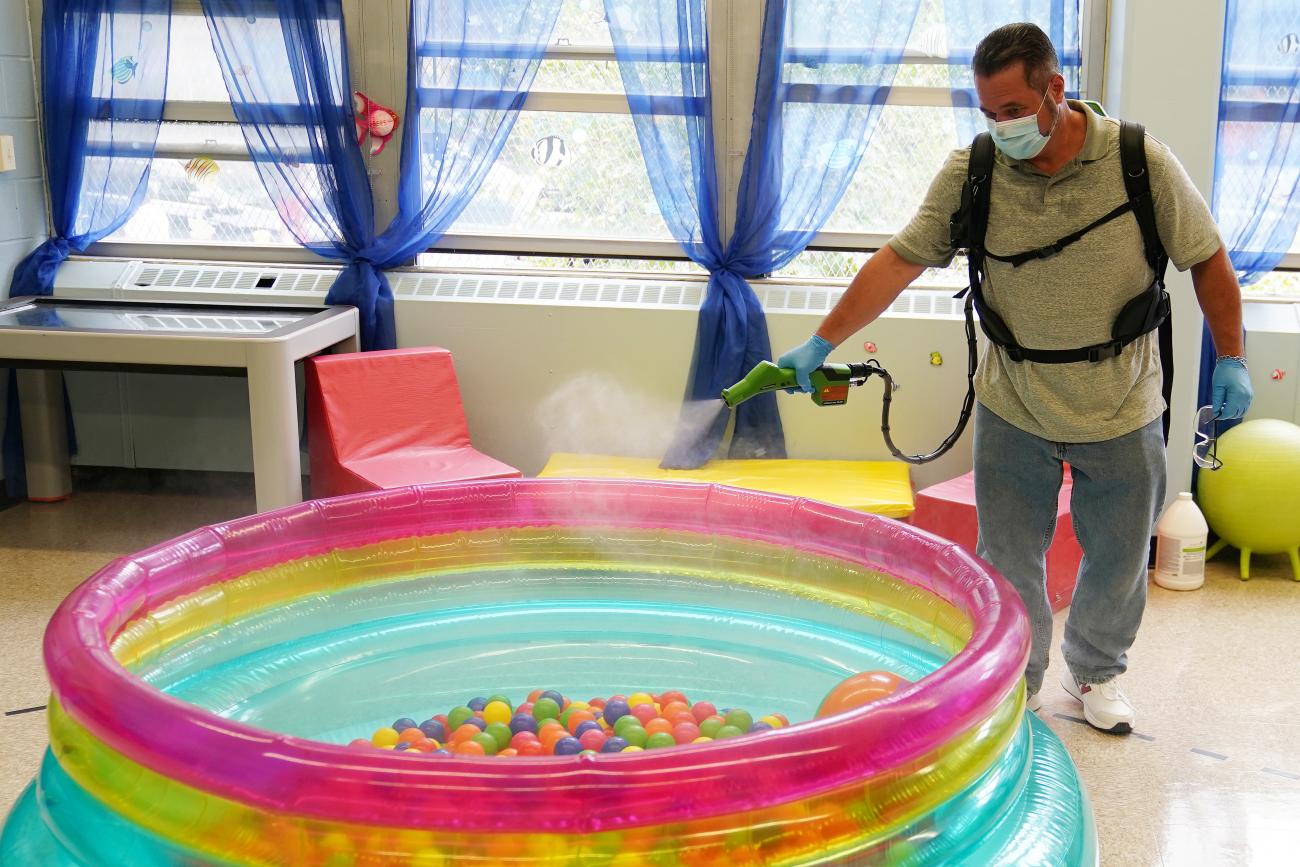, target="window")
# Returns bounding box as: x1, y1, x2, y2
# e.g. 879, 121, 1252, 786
427, 0, 677, 260
108, 10, 296, 248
